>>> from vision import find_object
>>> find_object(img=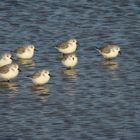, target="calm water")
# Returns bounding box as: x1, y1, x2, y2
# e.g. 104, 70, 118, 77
0, 0, 140, 139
